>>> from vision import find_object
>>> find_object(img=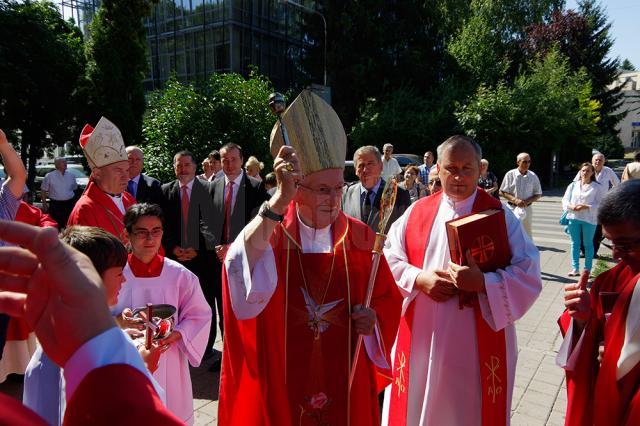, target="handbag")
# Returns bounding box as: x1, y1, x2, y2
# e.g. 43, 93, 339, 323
559, 182, 575, 226
559, 210, 569, 226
